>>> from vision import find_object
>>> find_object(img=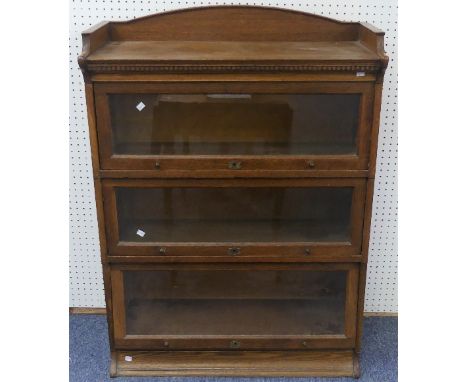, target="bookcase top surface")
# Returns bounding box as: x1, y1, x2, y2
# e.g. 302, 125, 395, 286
79, 6, 387, 74
86, 40, 380, 63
